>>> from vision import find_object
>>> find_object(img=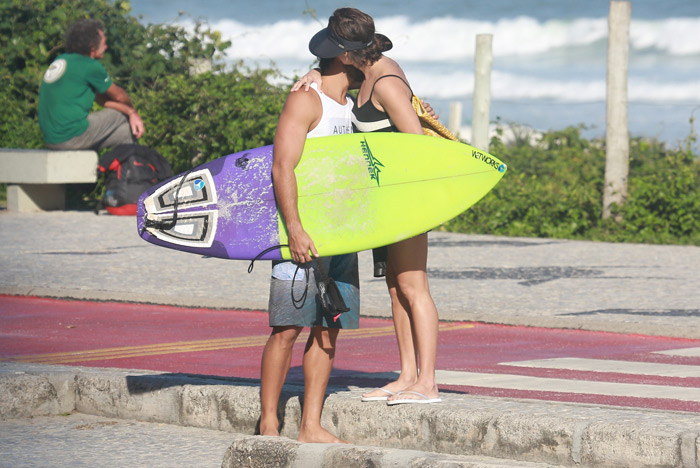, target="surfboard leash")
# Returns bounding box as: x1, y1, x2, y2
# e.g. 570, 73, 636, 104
248, 246, 349, 321
247, 244, 290, 273
140, 168, 194, 236
248, 244, 312, 311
